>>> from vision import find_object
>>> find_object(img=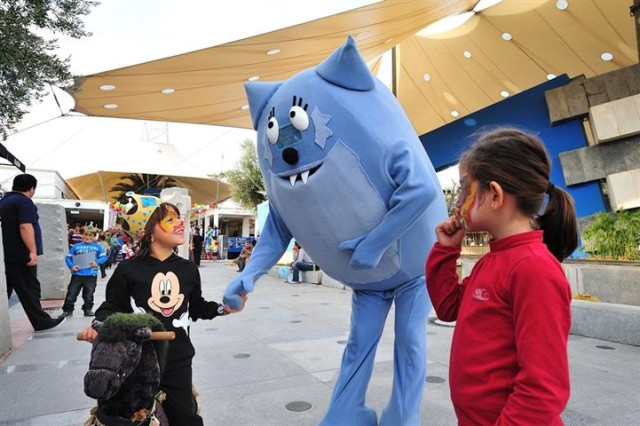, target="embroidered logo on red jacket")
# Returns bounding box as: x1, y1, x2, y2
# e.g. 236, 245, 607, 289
472, 288, 490, 301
